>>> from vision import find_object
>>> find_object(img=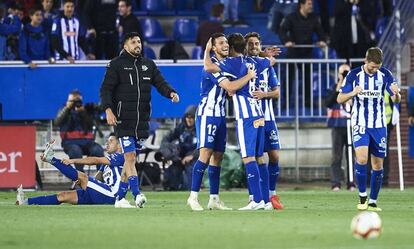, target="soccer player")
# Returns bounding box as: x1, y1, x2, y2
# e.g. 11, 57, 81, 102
244, 32, 284, 209
187, 33, 257, 211
205, 33, 273, 210
337, 47, 401, 211
16, 134, 129, 206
